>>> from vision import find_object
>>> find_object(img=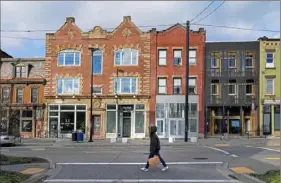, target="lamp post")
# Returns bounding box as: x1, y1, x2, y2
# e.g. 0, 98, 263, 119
89, 50, 94, 142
